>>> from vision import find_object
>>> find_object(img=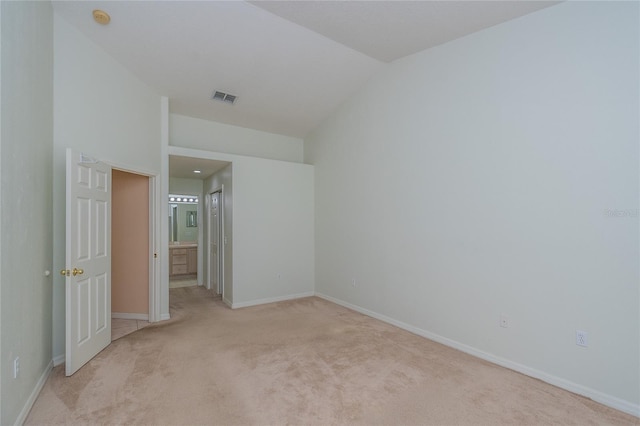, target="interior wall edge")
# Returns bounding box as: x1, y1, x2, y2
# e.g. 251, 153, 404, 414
52, 355, 65, 367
